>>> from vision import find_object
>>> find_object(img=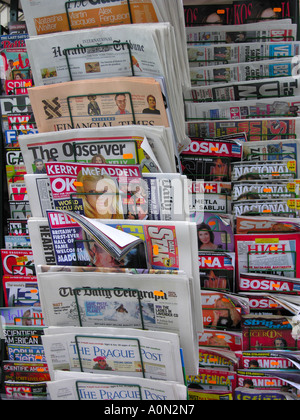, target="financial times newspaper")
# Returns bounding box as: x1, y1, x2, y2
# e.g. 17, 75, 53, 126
37, 271, 198, 375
